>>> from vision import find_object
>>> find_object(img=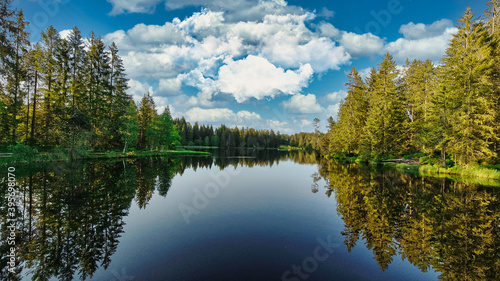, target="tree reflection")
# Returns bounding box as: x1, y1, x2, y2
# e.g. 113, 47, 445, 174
4, 151, 494, 280
0, 151, 319, 280
321, 161, 500, 280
